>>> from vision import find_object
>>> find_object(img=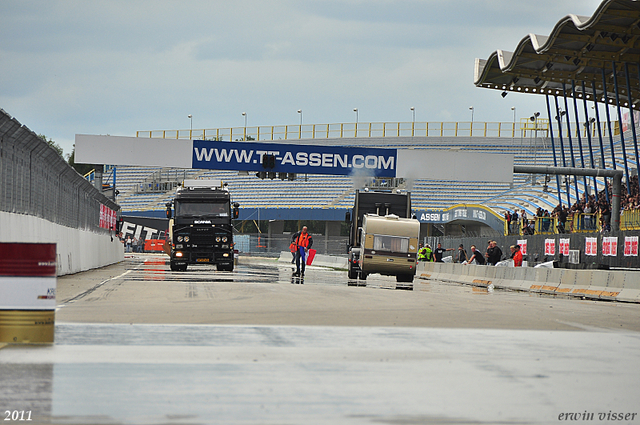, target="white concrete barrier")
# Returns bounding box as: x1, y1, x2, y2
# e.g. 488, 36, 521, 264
0, 212, 123, 276
278, 251, 348, 270
414, 258, 639, 304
